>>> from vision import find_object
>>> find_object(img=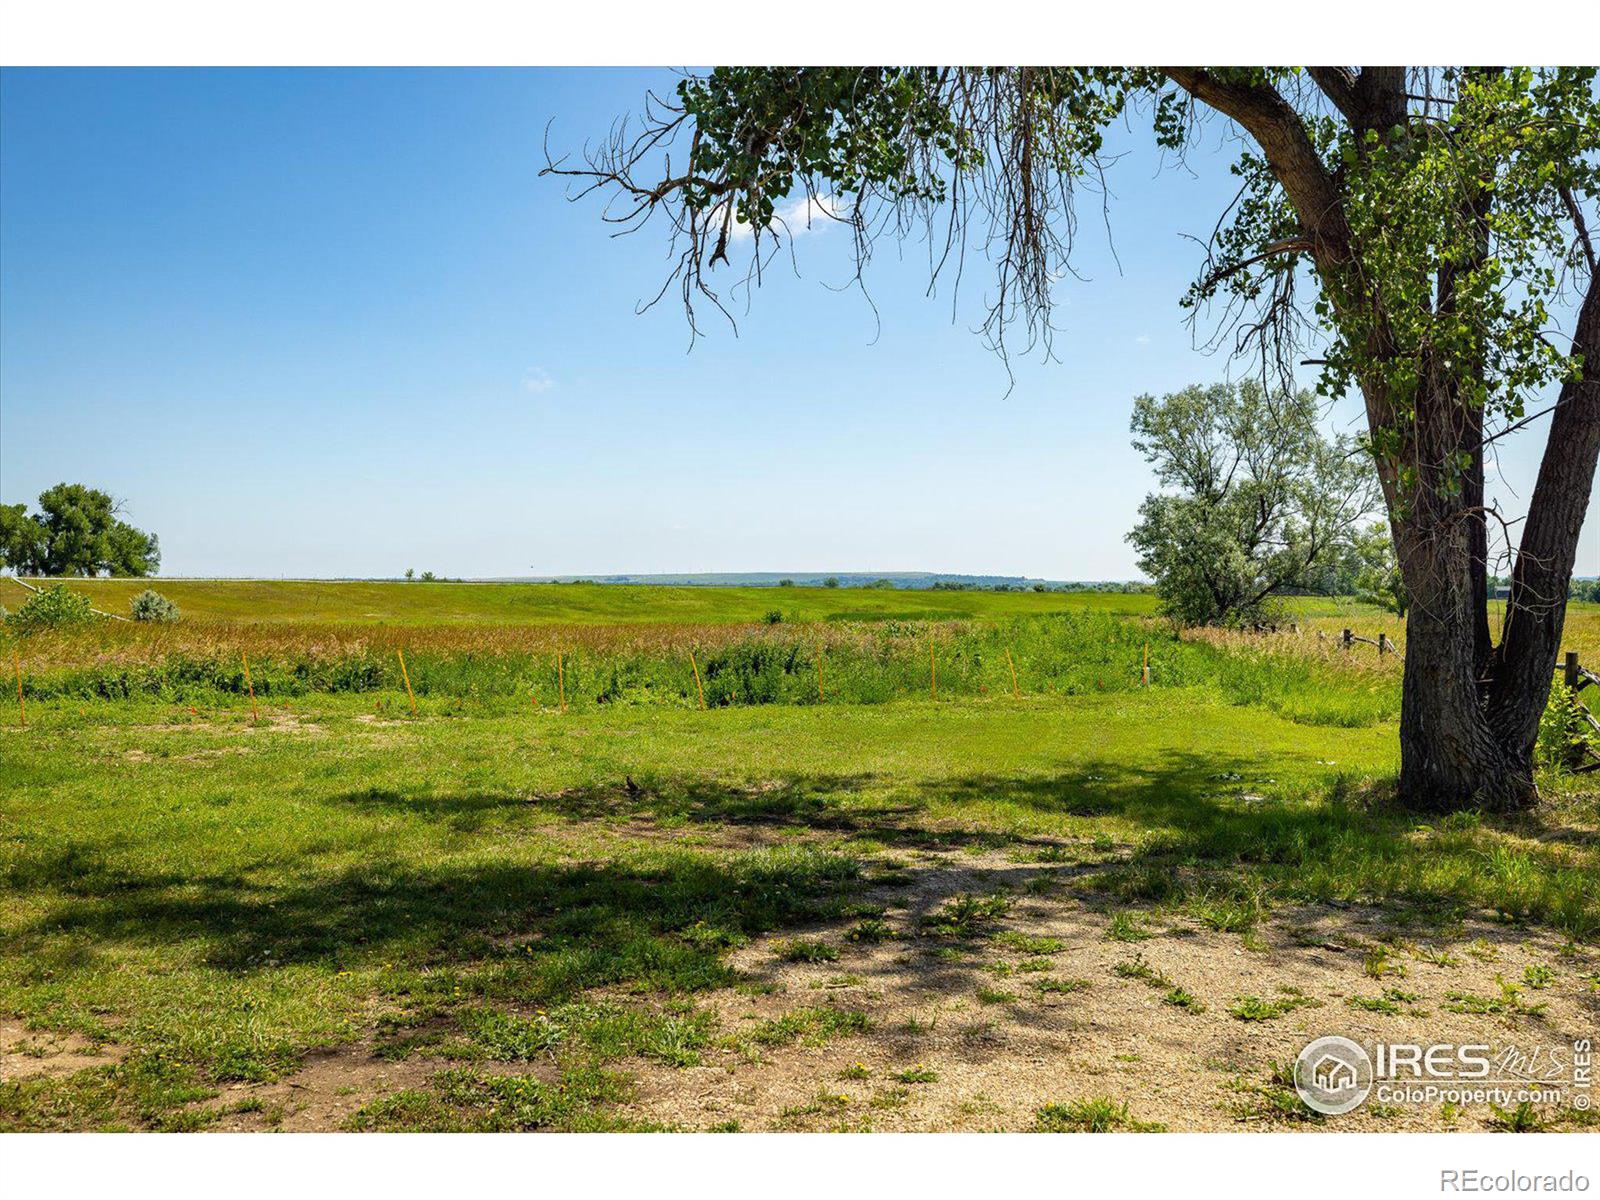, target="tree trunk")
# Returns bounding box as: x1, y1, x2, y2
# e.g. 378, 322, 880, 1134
1391, 272, 1600, 813
1393, 457, 1535, 812
1399, 609, 1534, 812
